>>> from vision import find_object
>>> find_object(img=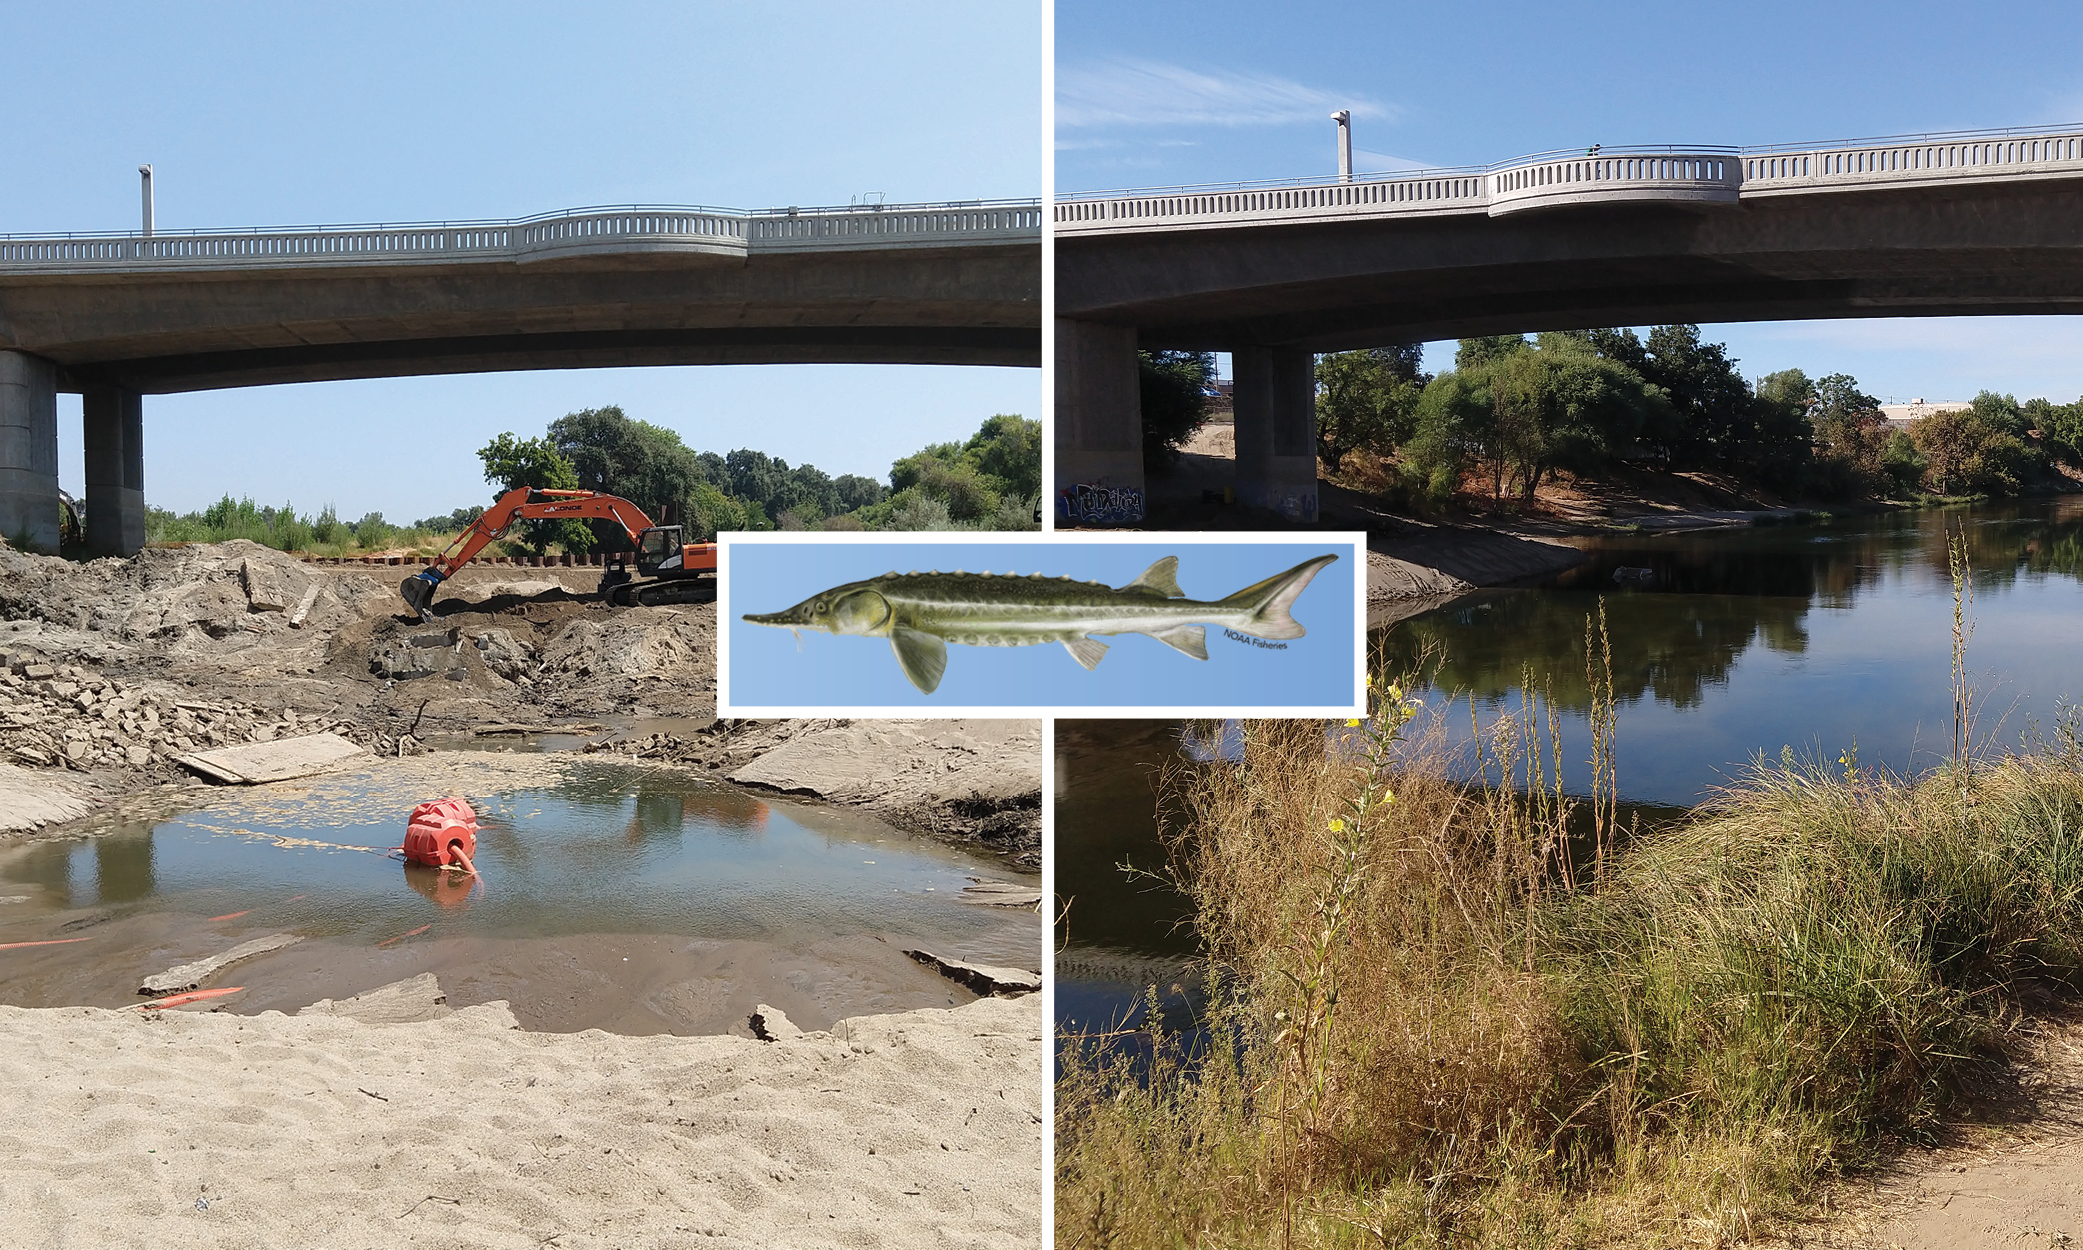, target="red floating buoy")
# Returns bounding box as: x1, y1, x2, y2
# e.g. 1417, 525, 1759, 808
402, 798, 478, 869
